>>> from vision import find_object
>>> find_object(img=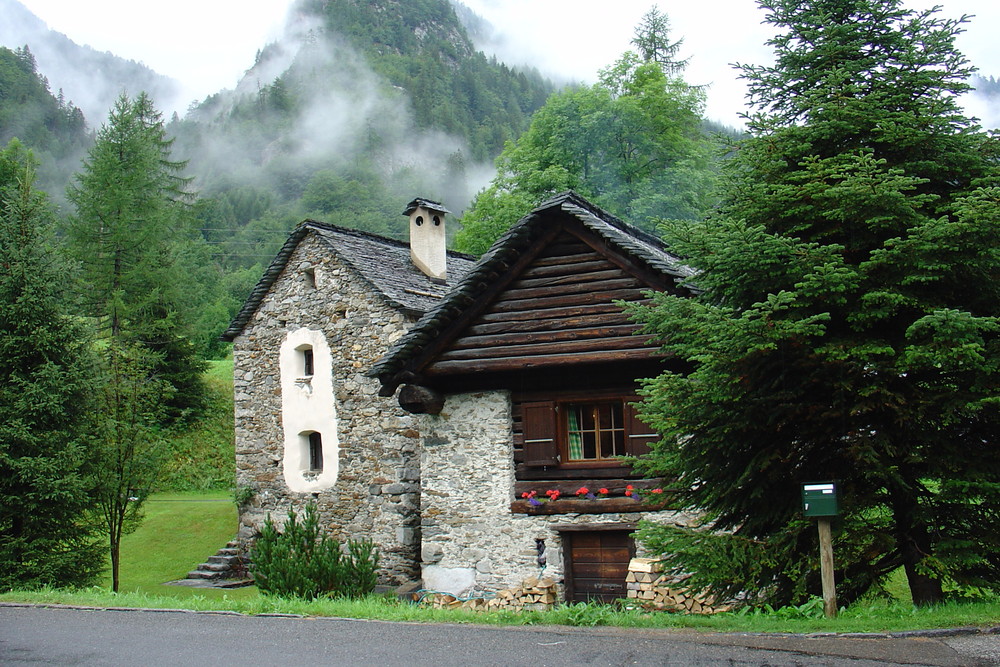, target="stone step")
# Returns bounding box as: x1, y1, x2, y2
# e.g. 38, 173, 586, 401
186, 570, 224, 580
207, 555, 241, 565
216, 548, 239, 557
196, 562, 232, 573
